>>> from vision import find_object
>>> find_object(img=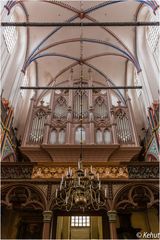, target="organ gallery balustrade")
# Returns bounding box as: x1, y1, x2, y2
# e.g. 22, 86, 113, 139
1, 162, 159, 180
